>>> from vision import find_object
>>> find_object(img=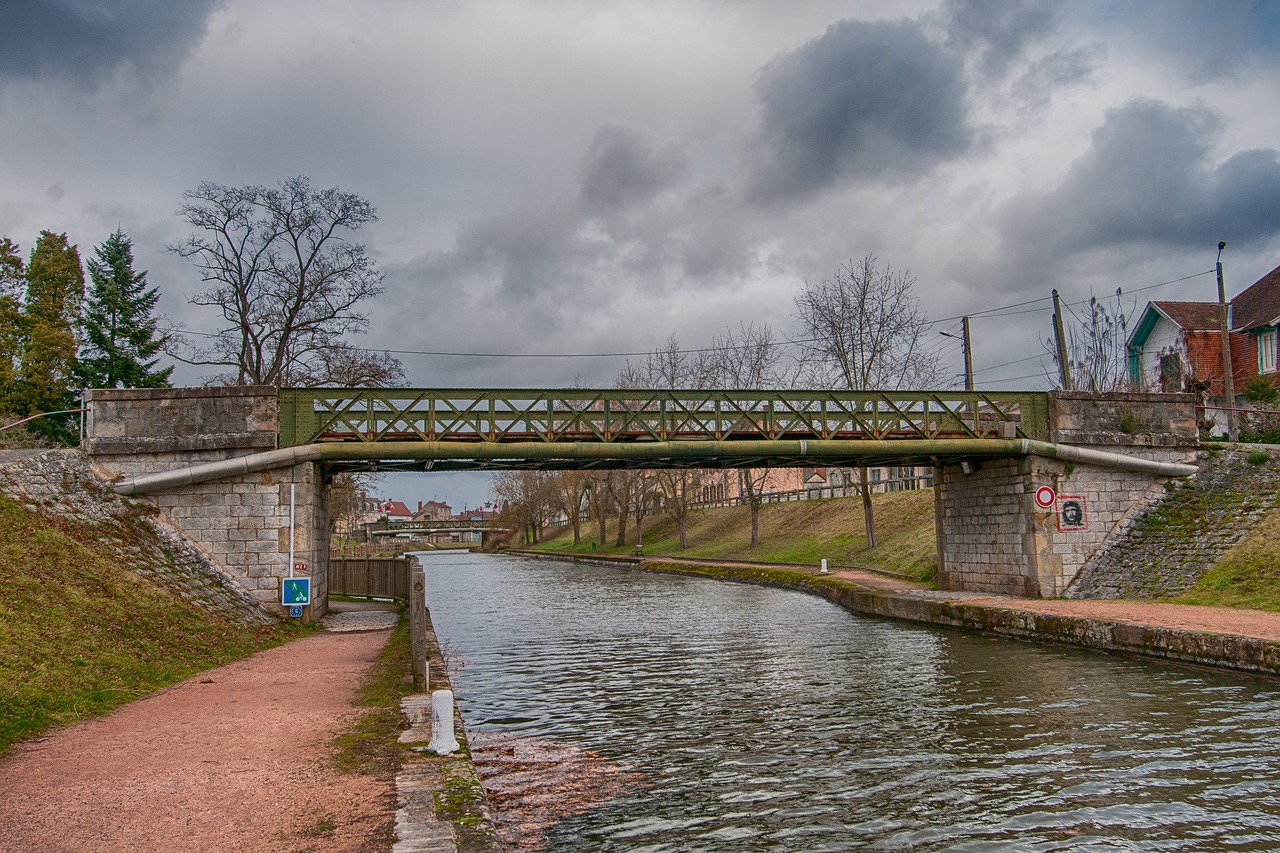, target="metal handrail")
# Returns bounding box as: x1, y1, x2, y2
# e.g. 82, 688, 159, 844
278, 388, 1051, 447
